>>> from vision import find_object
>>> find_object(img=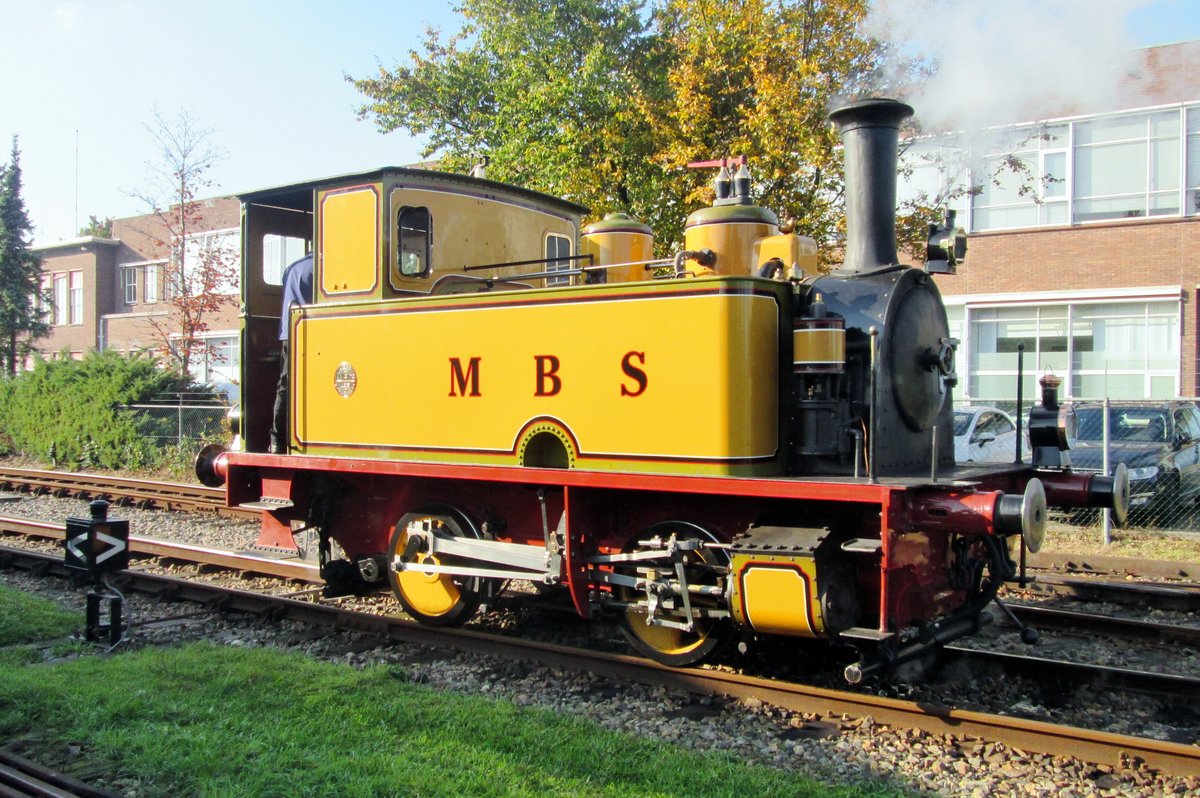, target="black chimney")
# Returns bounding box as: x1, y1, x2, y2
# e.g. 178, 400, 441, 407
828, 98, 913, 275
